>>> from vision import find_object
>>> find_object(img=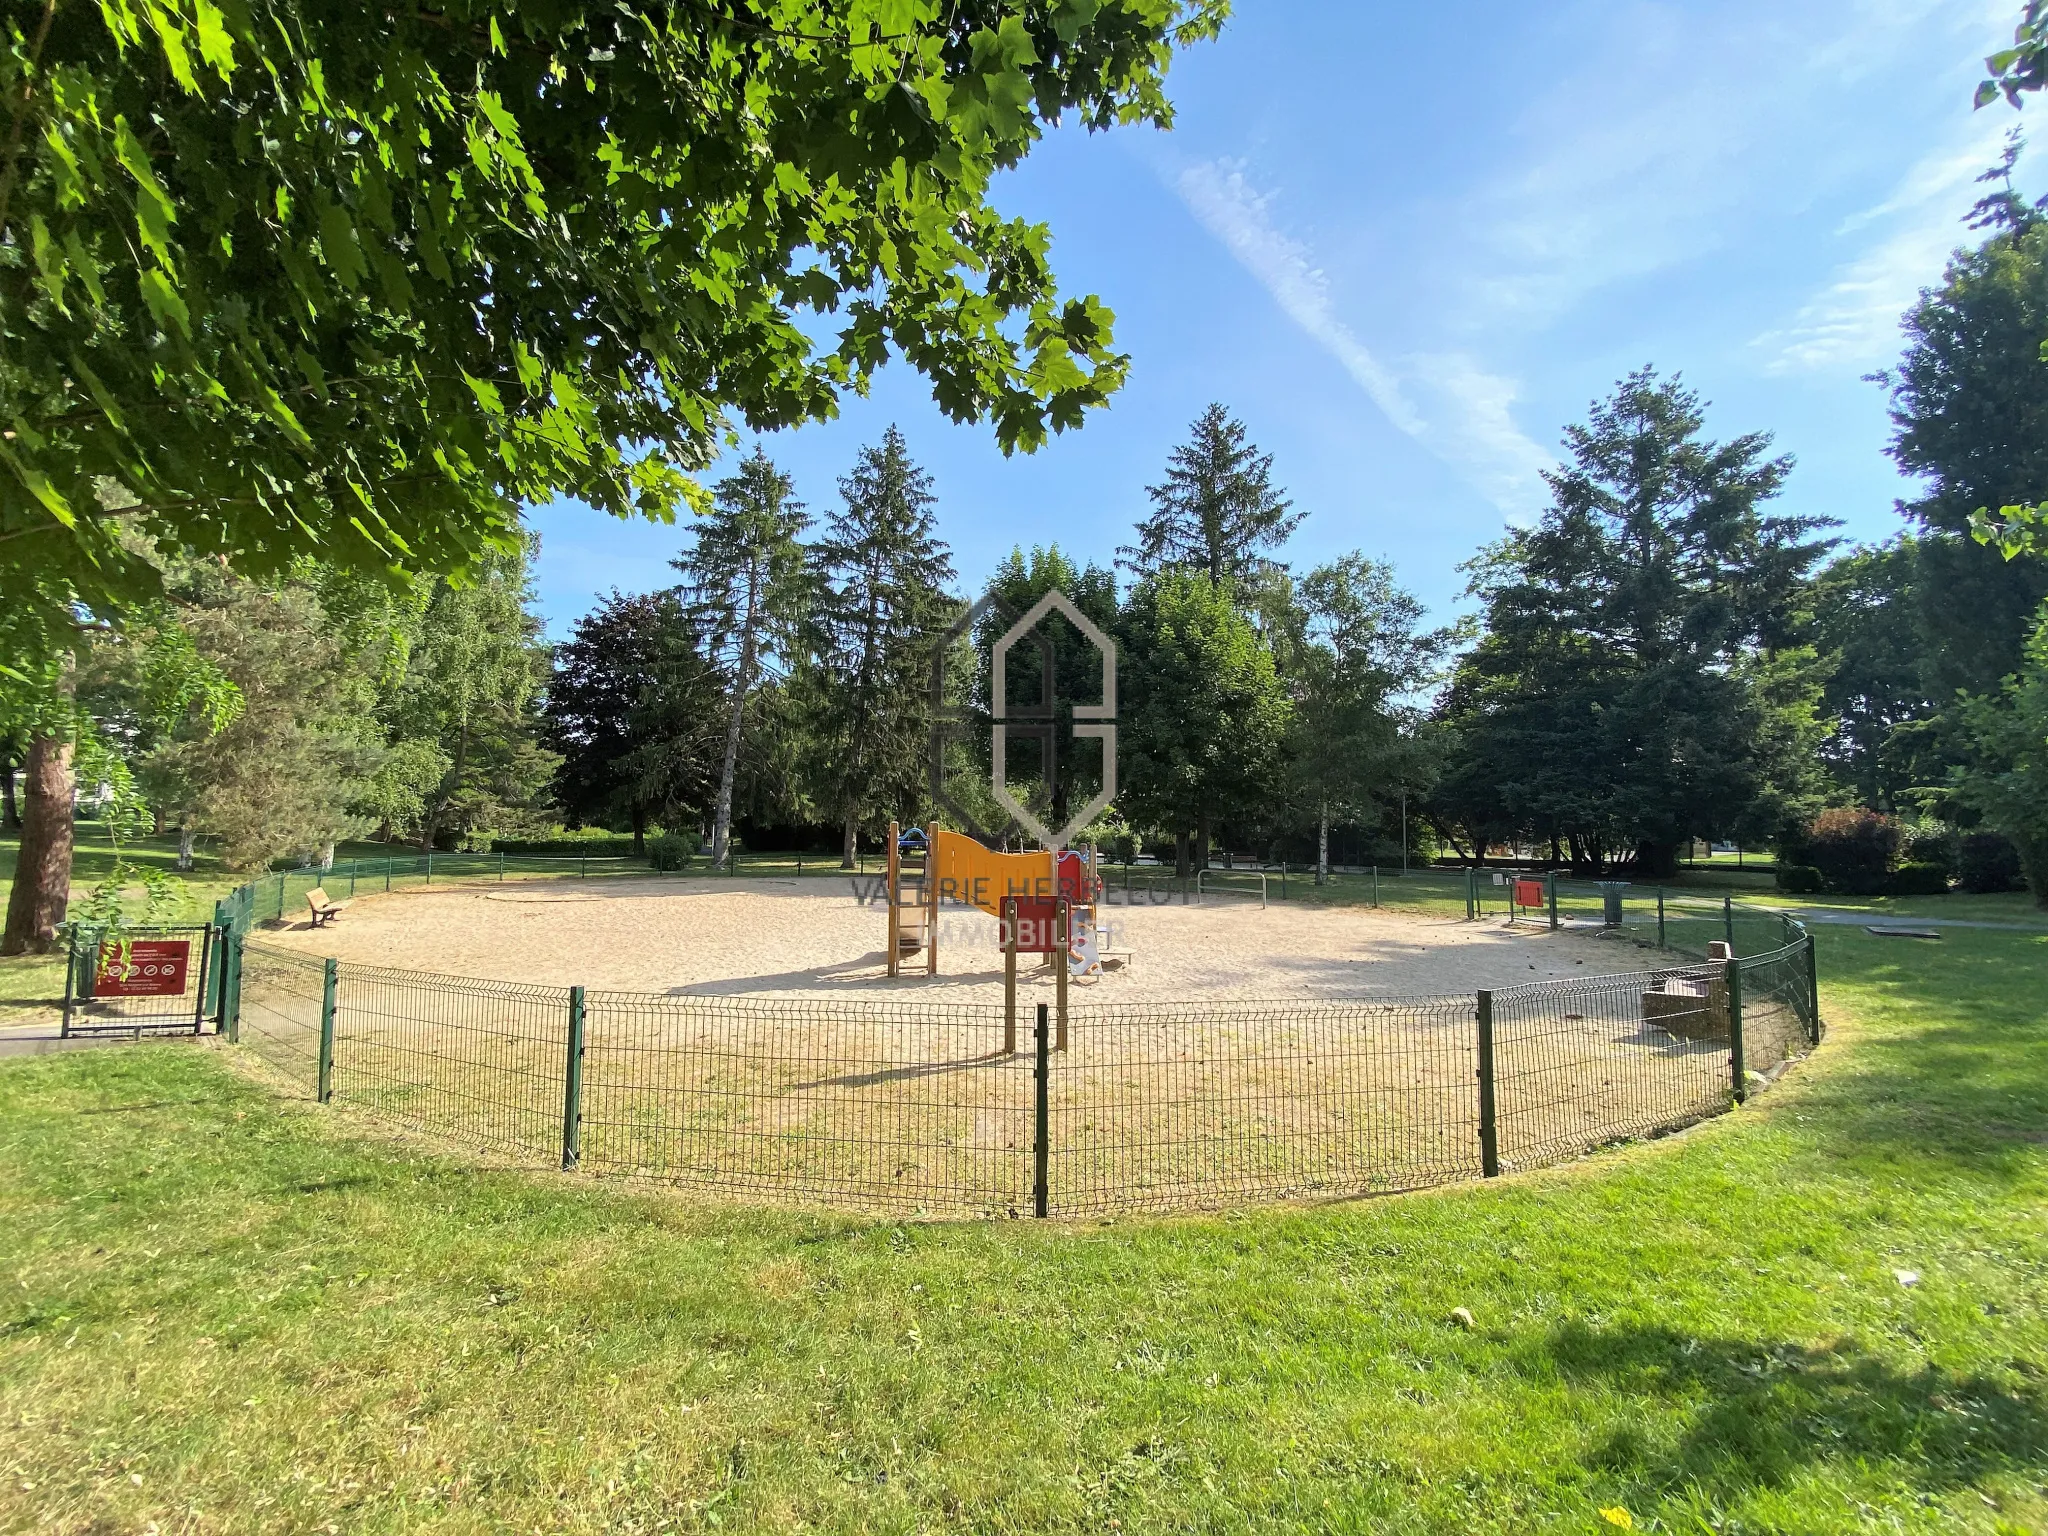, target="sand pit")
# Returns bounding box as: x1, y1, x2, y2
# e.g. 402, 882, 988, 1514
261, 875, 1643, 1000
